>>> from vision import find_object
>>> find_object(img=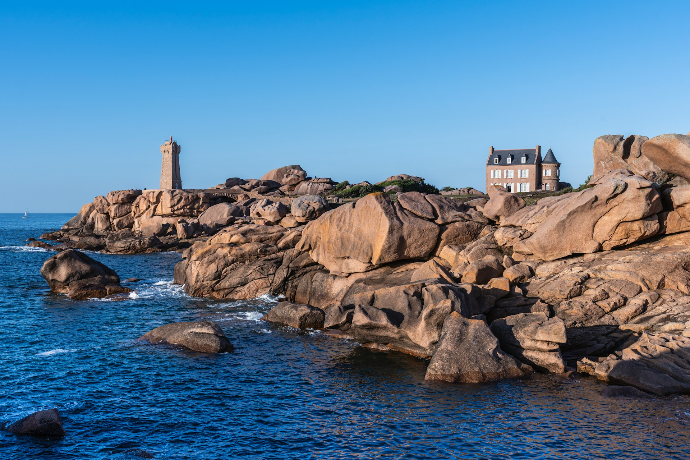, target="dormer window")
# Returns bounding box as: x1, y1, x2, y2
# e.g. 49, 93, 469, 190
507, 156, 512, 164
494, 158, 498, 164
521, 156, 526, 164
